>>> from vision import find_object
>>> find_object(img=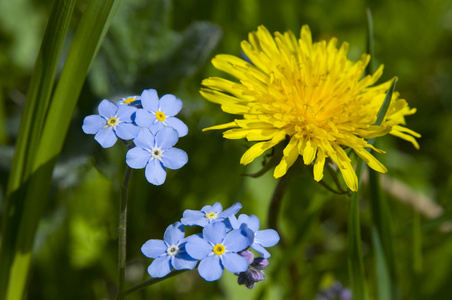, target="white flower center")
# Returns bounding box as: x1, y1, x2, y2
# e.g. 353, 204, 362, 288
151, 147, 162, 159
106, 116, 119, 127
166, 245, 179, 256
